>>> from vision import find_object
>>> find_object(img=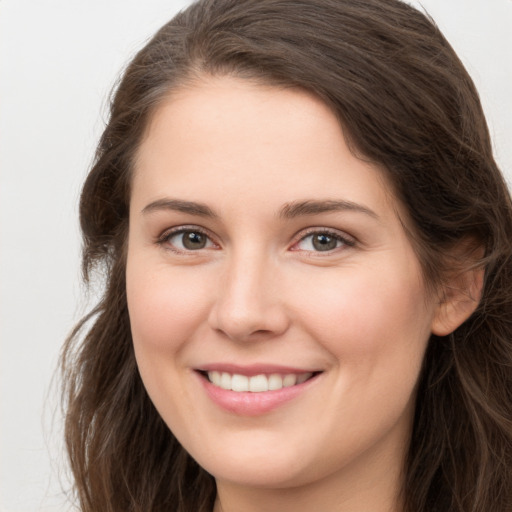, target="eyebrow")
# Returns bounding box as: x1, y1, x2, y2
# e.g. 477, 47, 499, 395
279, 199, 378, 219
141, 197, 378, 220
142, 198, 218, 218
